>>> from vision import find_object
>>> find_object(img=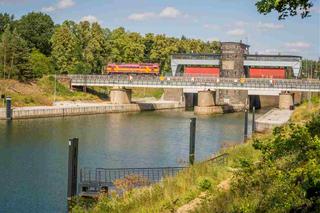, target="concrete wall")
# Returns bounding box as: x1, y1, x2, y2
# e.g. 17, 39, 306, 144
162, 89, 184, 102
0, 102, 184, 120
